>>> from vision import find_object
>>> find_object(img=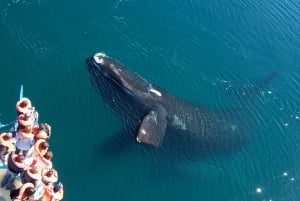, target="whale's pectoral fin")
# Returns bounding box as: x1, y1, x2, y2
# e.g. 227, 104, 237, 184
136, 107, 167, 147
